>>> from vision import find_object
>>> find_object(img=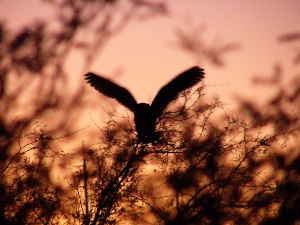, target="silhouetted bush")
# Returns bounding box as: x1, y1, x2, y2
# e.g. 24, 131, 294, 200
0, 1, 299, 224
